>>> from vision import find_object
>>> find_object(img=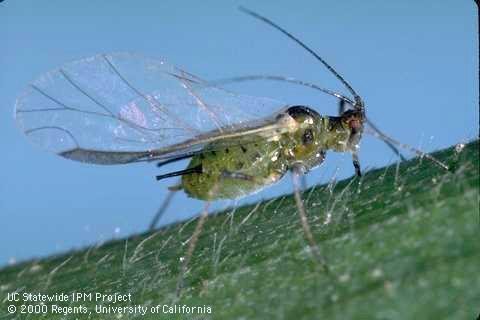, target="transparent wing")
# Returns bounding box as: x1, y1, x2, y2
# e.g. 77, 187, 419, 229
15, 53, 287, 164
